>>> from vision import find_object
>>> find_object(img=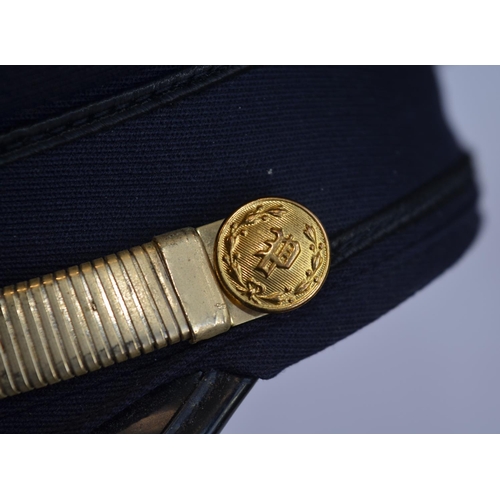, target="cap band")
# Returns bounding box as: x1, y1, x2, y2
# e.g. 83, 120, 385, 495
0, 218, 266, 398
